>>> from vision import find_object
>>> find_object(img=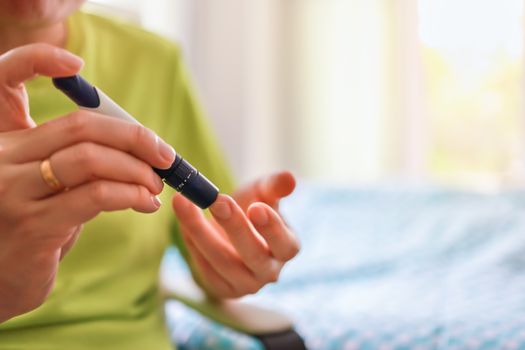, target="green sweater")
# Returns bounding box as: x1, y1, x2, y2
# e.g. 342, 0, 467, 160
0, 10, 234, 350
